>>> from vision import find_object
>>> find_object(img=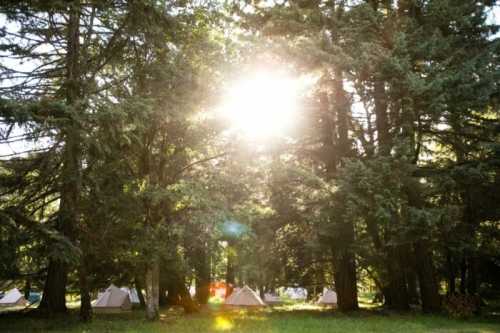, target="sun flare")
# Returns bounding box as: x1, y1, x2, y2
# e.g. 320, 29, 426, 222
220, 71, 303, 140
